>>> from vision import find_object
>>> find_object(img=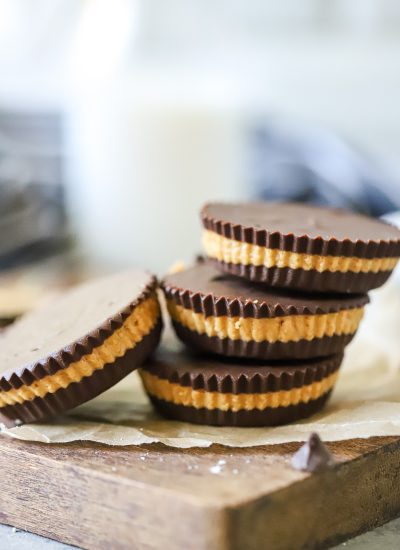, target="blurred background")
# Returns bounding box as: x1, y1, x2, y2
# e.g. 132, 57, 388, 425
1, 0, 400, 320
